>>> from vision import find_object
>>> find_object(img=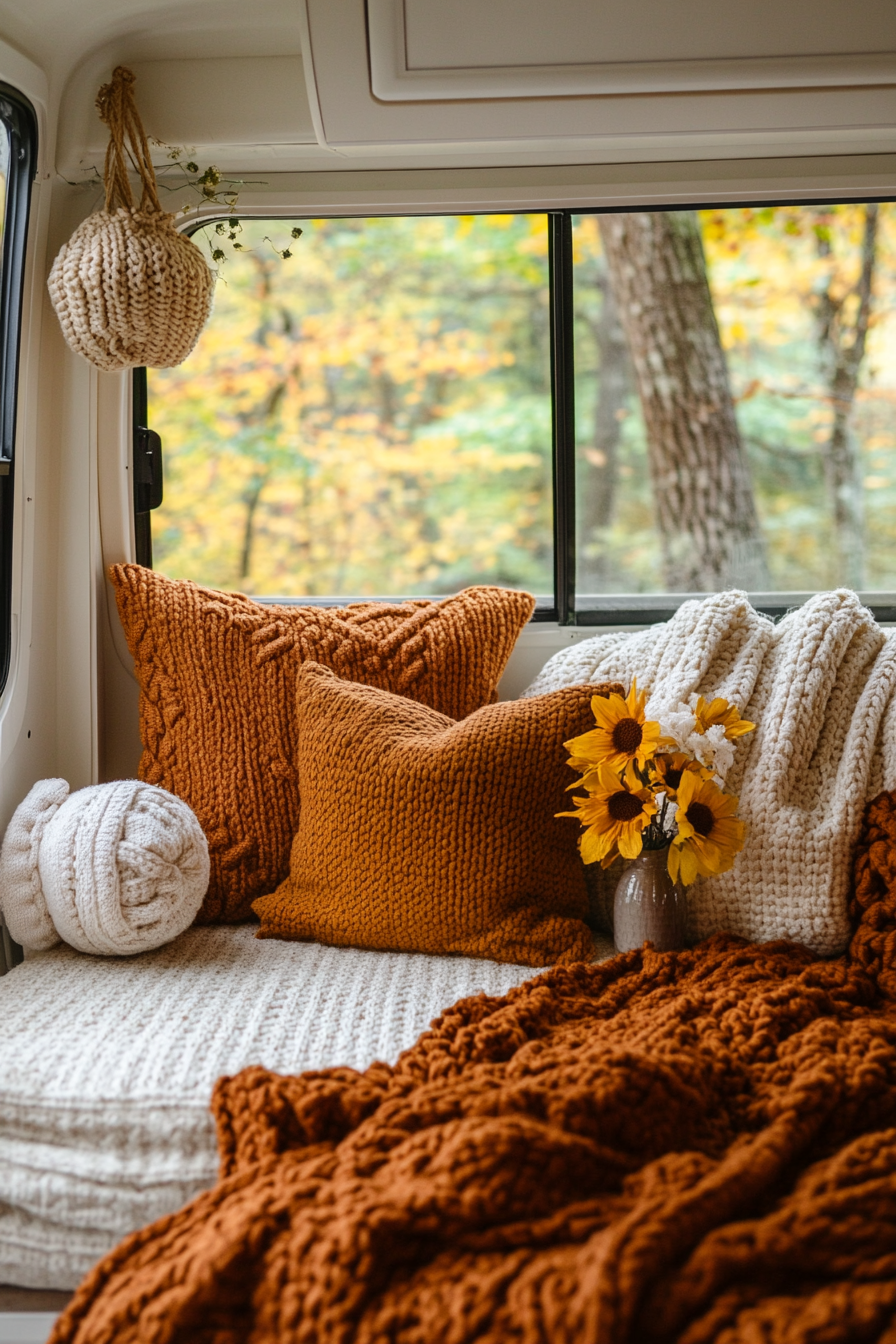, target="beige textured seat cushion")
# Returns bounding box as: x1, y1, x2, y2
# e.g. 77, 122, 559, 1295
110, 565, 534, 922
253, 664, 622, 965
